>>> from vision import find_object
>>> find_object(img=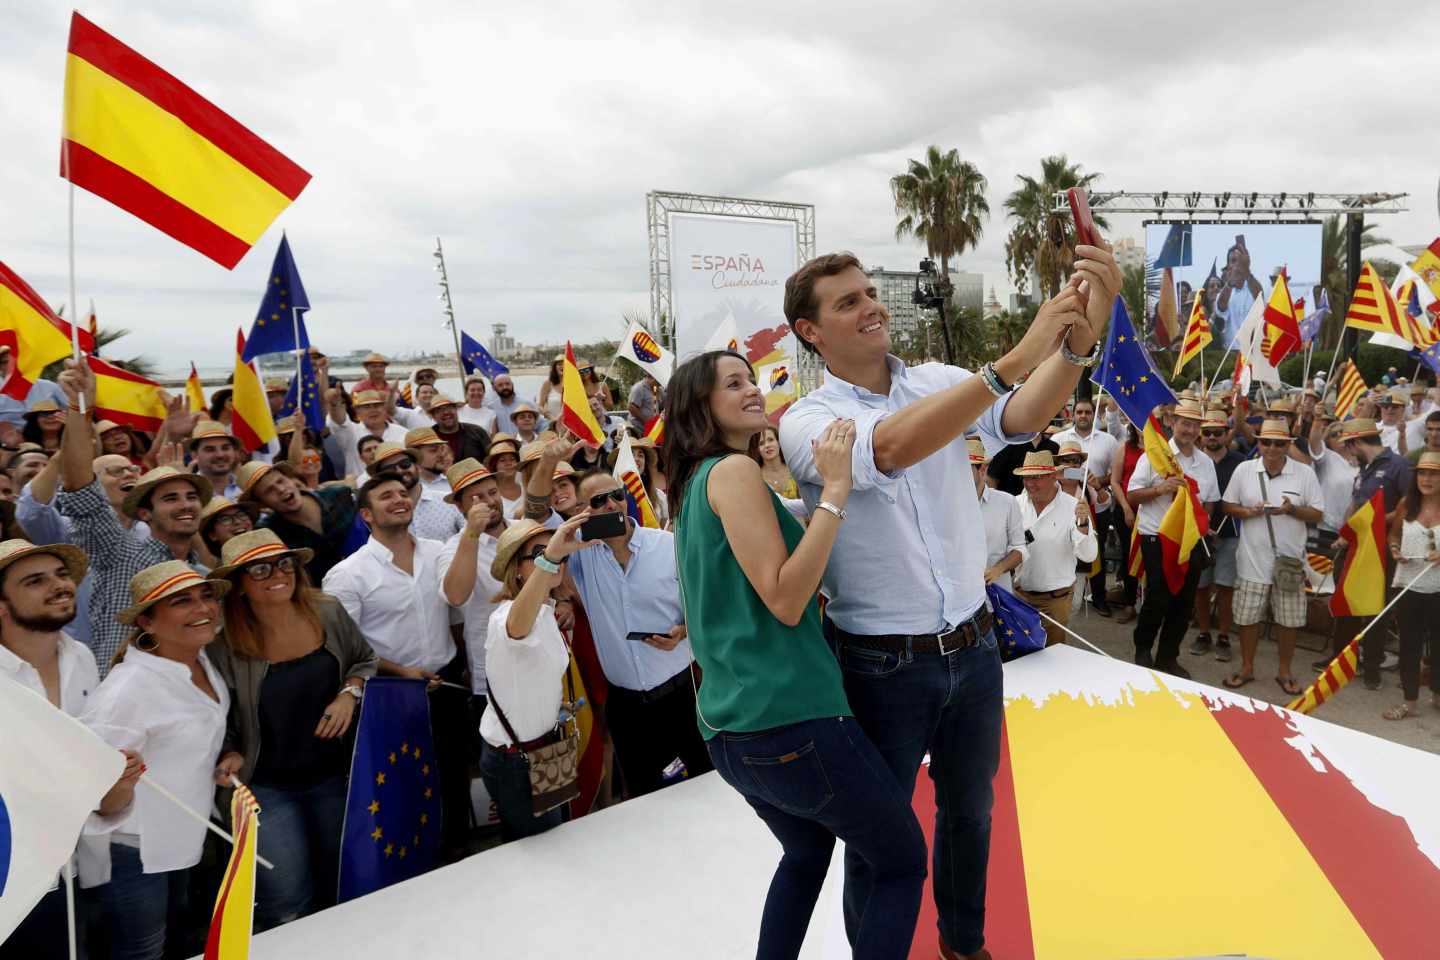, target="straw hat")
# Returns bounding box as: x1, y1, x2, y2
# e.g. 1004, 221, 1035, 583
94, 419, 123, 436
1013, 451, 1059, 477
427, 392, 459, 411
490, 520, 550, 581
264, 378, 288, 394
404, 427, 447, 459
1258, 419, 1293, 441
552, 461, 577, 482
1418, 452, 1440, 472
121, 466, 213, 517
198, 496, 259, 537
117, 560, 227, 625
362, 352, 389, 366
1172, 399, 1206, 421
511, 402, 539, 419
234, 461, 296, 503
551, 353, 565, 364
414, 367, 439, 380
1379, 388, 1406, 406
0, 539, 87, 584
1267, 396, 1298, 415
187, 419, 239, 451
443, 458, 496, 503
518, 441, 547, 467
209, 529, 314, 580
352, 389, 386, 407
1056, 440, 1086, 460
371, 442, 410, 467
1340, 418, 1381, 440
274, 415, 297, 436
486, 435, 520, 465
966, 437, 989, 465
1043, 423, 1063, 436
1201, 414, 1229, 430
